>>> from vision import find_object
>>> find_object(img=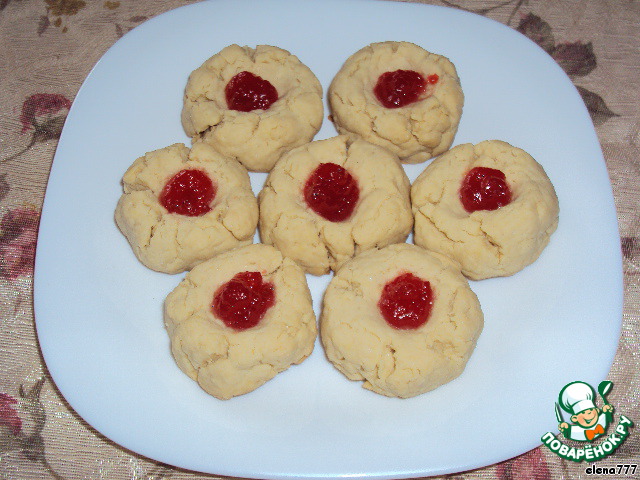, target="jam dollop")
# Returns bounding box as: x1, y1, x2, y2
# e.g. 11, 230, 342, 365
303, 163, 360, 222
225, 71, 278, 112
159, 169, 216, 217
212, 271, 275, 331
374, 70, 436, 109
378, 272, 434, 330
459, 166, 512, 213
426, 73, 440, 85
